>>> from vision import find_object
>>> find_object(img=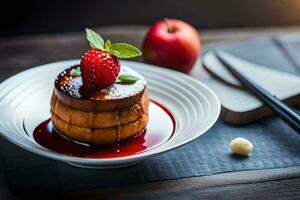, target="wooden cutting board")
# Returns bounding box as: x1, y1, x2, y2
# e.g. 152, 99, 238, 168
190, 38, 300, 125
